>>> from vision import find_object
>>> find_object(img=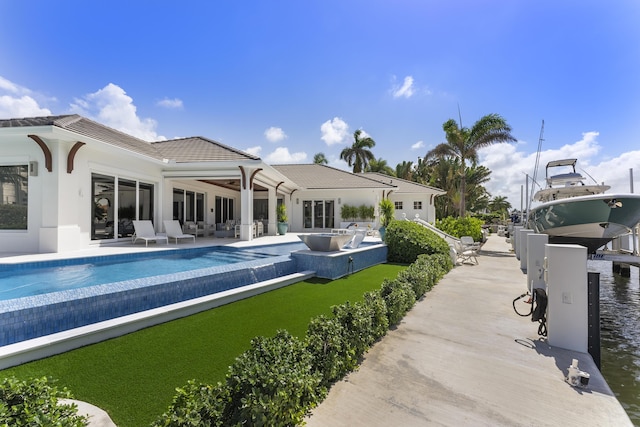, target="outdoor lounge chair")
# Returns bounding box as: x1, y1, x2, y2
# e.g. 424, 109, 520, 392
163, 220, 196, 244
132, 220, 168, 246
455, 236, 480, 264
